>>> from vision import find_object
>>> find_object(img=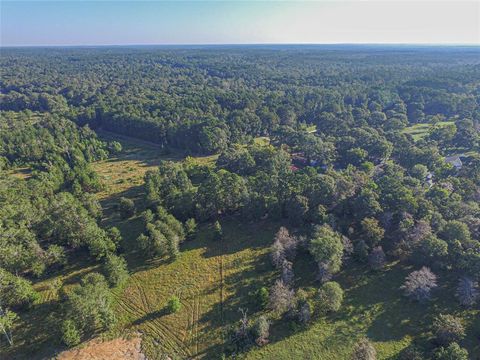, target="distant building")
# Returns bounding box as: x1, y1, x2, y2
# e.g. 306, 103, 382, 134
445, 155, 464, 170
426, 172, 434, 187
